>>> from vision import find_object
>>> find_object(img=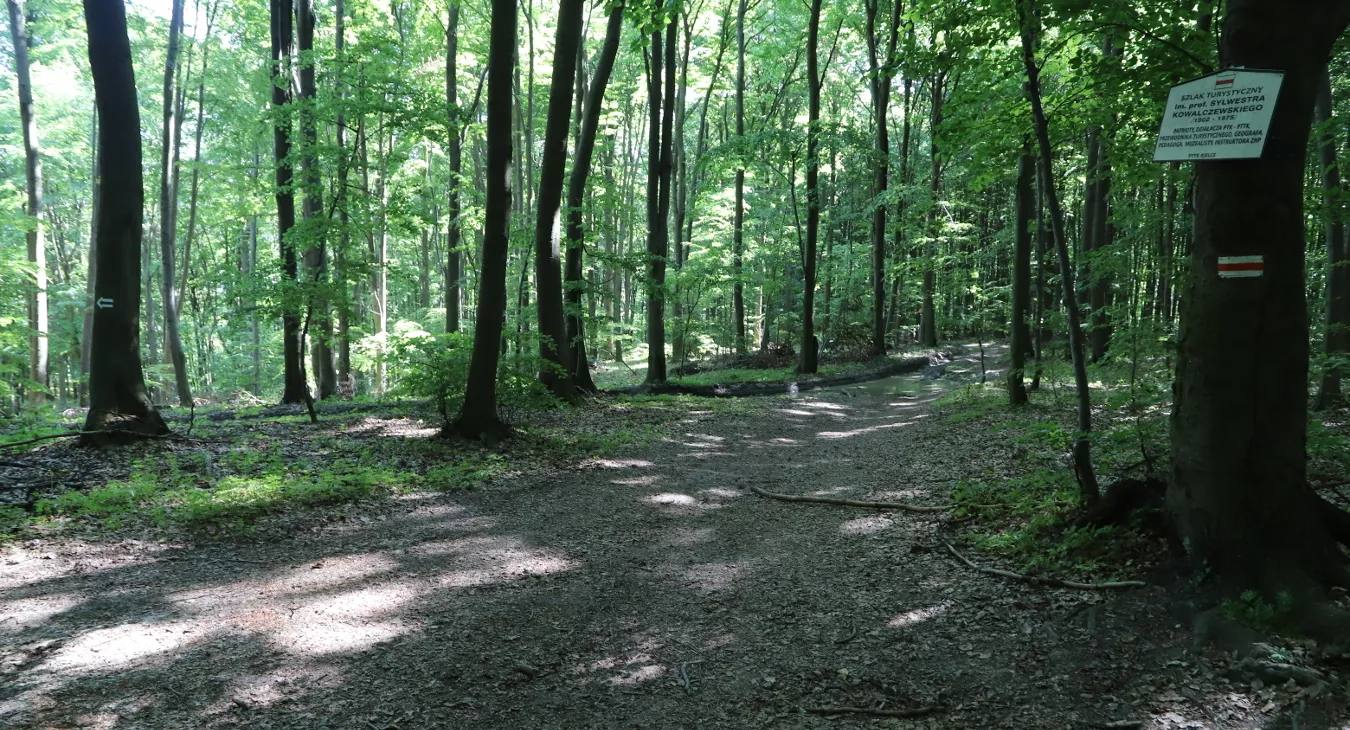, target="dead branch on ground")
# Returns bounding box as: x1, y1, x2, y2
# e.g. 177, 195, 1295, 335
944, 542, 1145, 590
